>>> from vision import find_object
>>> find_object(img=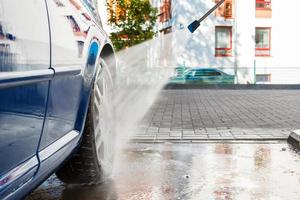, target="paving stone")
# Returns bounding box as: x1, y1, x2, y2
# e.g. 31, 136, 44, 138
208, 135, 222, 139
219, 132, 233, 137
194, 130, 207, 135
134, 89, 300, 141
156, 132, 170, 136
158, 128, 171, 132
156, 136, 174, 140
258, 134, 275, 138
170, 132, 182, 137
206, 132, 221, 136
182, 135, 209, 140
182, 130, 195, 134
231, 132, 245, 135
234, 135, 261, 139
131, 135, 156, 140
